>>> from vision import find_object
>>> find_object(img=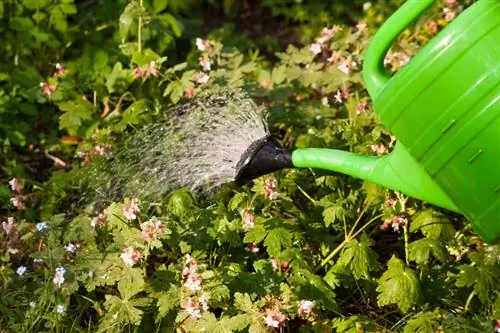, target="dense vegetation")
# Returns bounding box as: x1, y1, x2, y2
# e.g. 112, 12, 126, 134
1, 0, 499, 332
